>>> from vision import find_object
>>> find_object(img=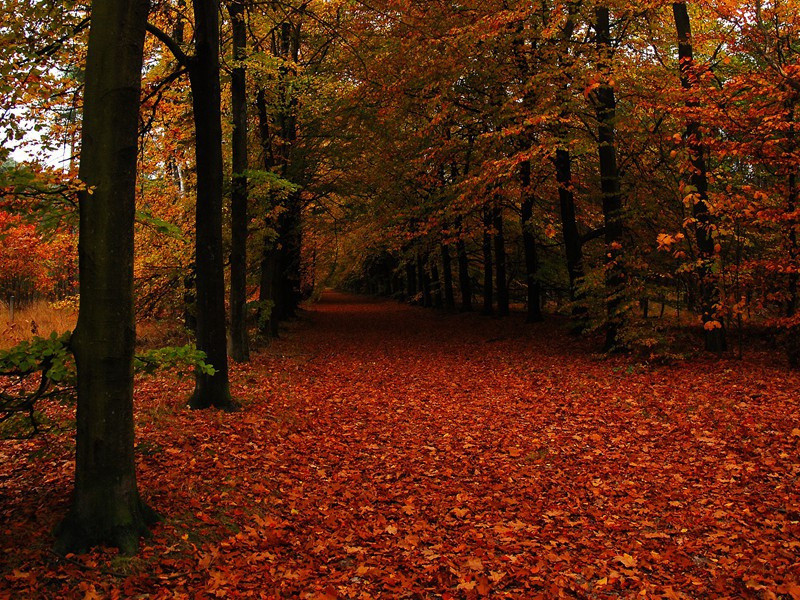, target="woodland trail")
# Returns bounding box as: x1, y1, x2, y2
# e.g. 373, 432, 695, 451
2, 292, 800, 598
